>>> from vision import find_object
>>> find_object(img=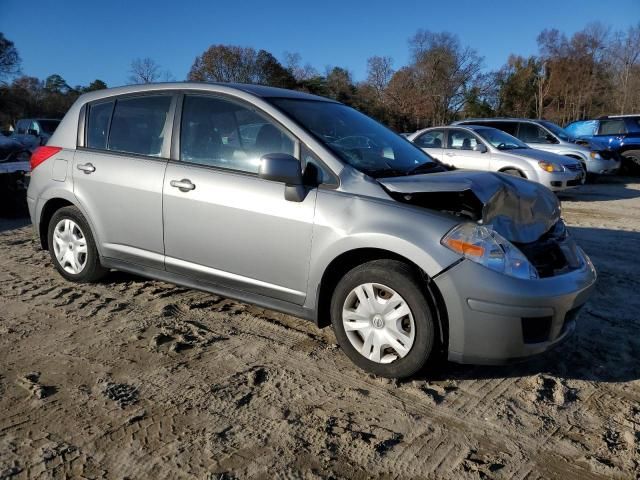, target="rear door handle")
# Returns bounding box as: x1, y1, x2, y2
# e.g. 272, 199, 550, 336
170, 179, 196, 192
77, 163, 95, 173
